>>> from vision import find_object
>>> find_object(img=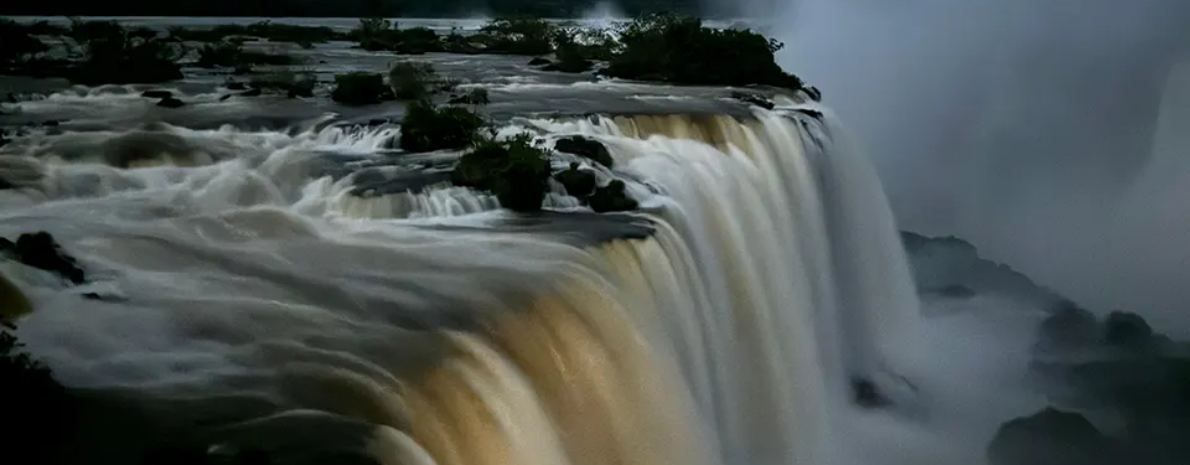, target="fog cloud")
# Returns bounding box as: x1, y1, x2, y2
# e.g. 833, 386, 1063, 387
747, 0, 1190, 333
